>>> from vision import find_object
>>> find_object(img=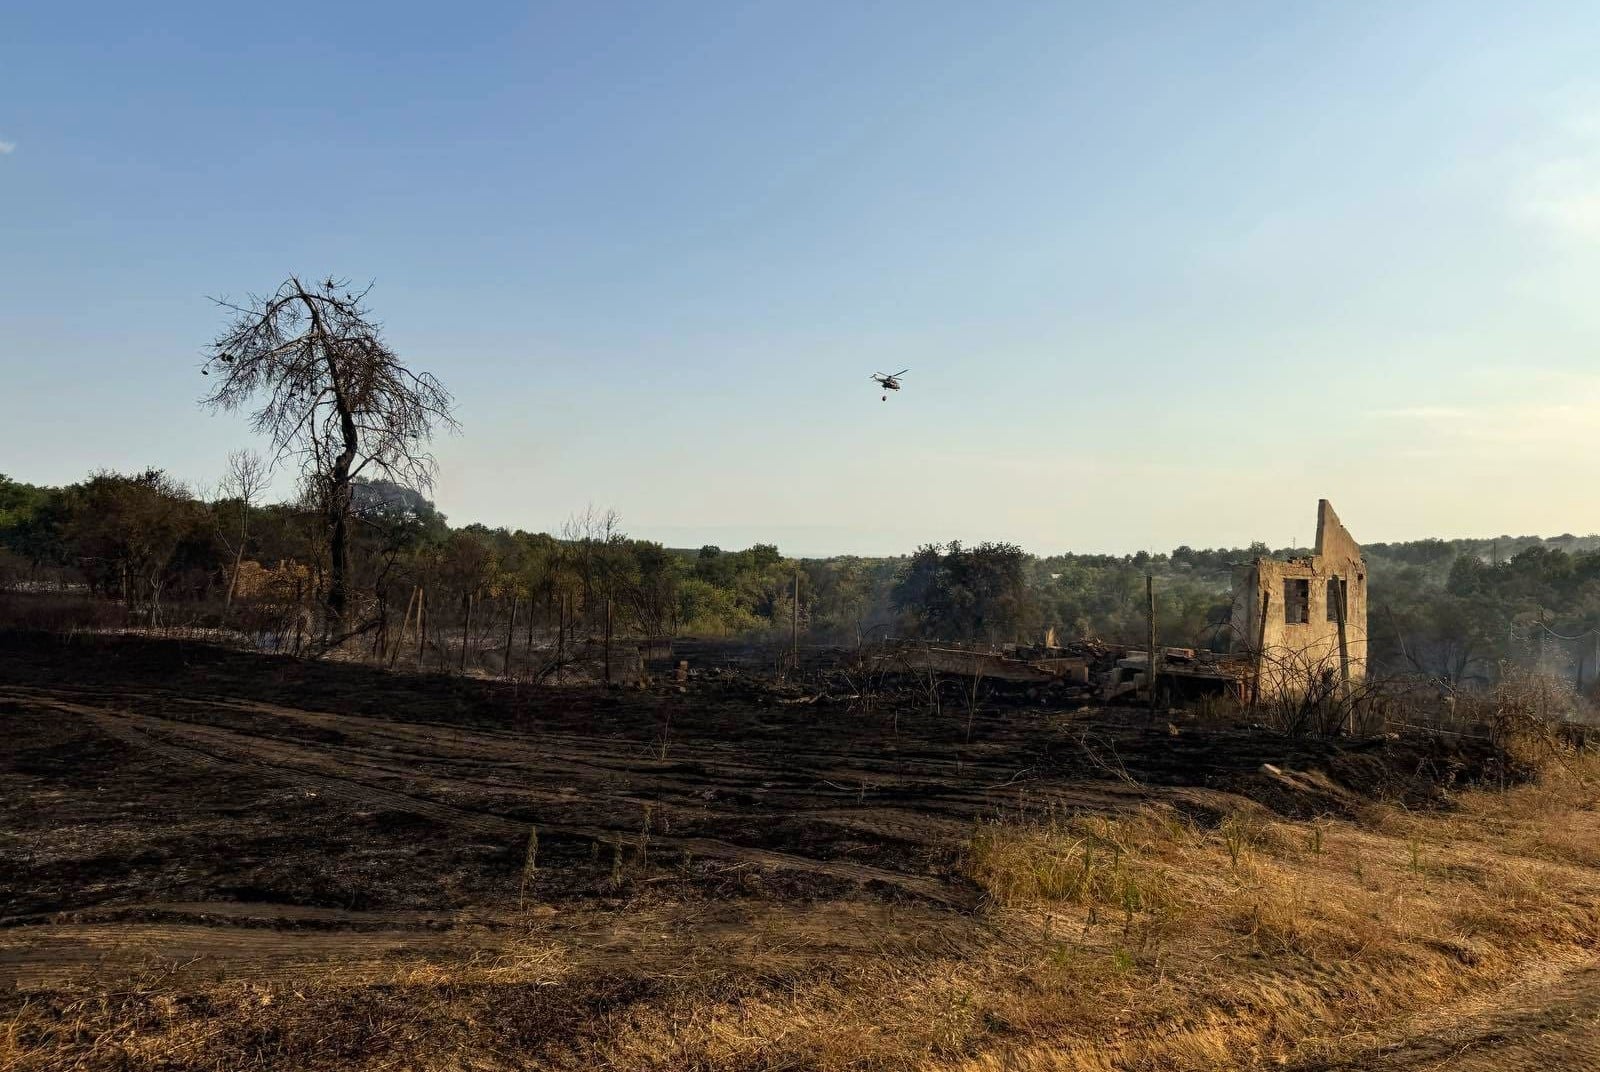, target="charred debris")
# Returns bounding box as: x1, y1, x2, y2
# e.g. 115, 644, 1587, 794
647, 501, 1365, 713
